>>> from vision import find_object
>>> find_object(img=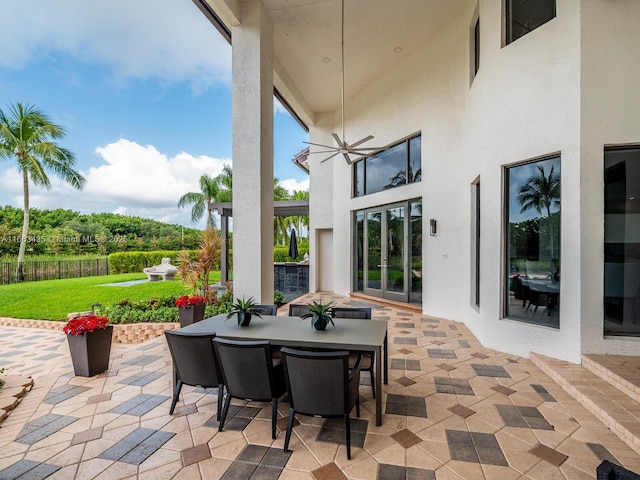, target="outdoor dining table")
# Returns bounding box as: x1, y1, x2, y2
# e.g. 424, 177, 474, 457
179, 313, 389, 426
